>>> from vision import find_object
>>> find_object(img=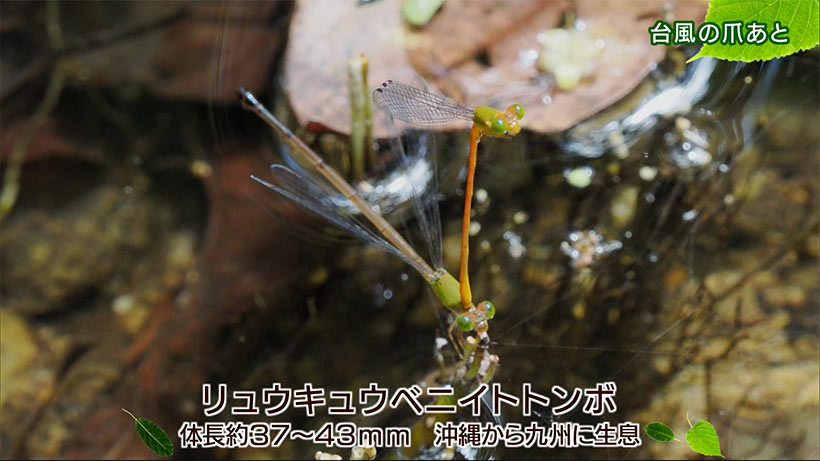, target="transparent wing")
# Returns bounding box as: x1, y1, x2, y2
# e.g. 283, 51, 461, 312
386, 130, 443, 269
372, 80, 475, 127
251, 165, 419, 268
